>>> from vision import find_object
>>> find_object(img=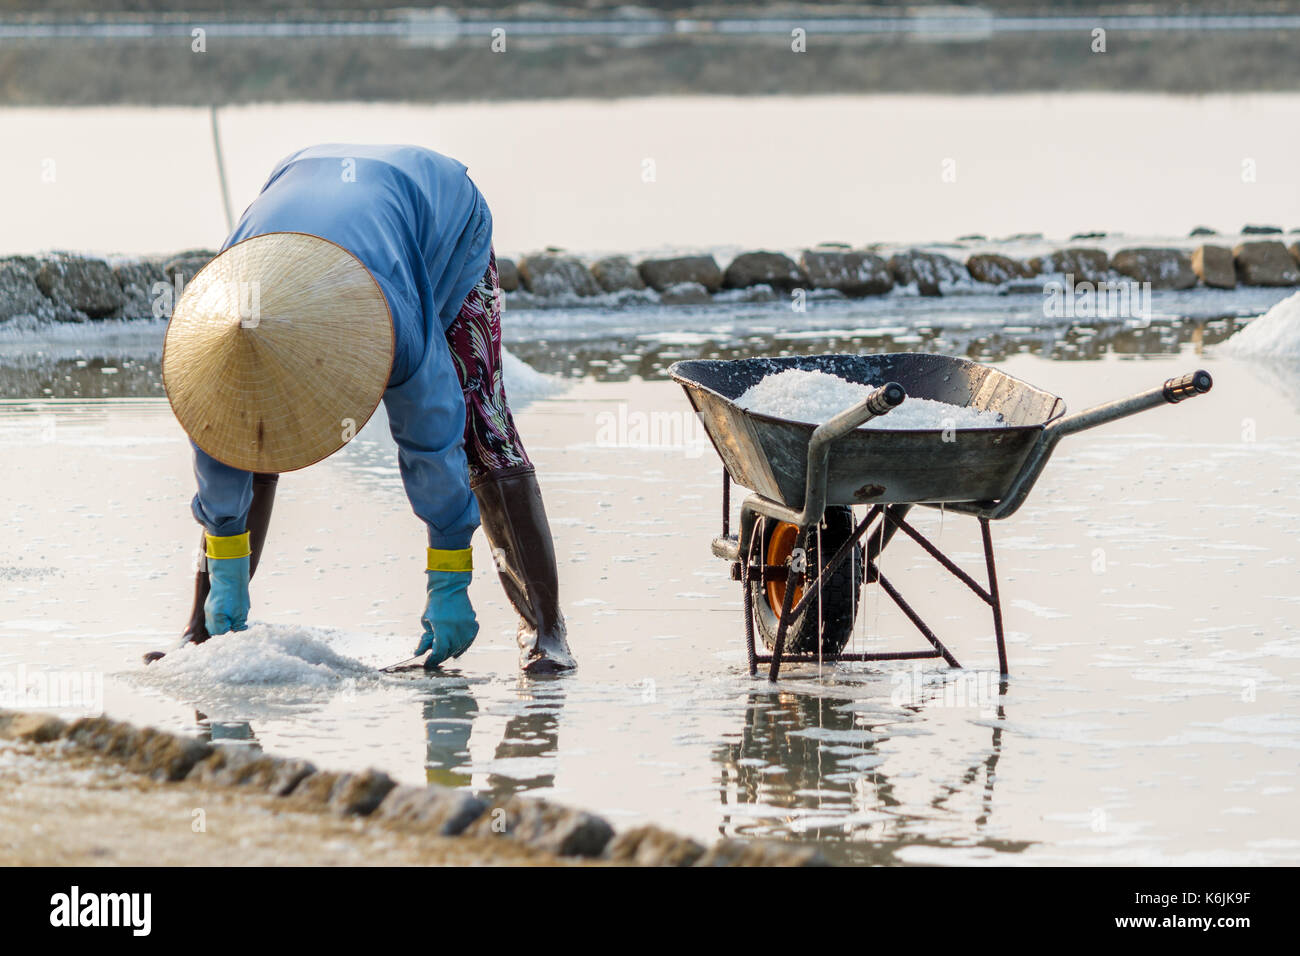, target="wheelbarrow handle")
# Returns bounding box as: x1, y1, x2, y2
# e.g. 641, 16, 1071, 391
1050, 369, 1213, 439
1163, 369, 1213, 403
739, 382, 907, 529
768, 382, 906, 528
820, 381, 907, 438
952, 368, 1216, 522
